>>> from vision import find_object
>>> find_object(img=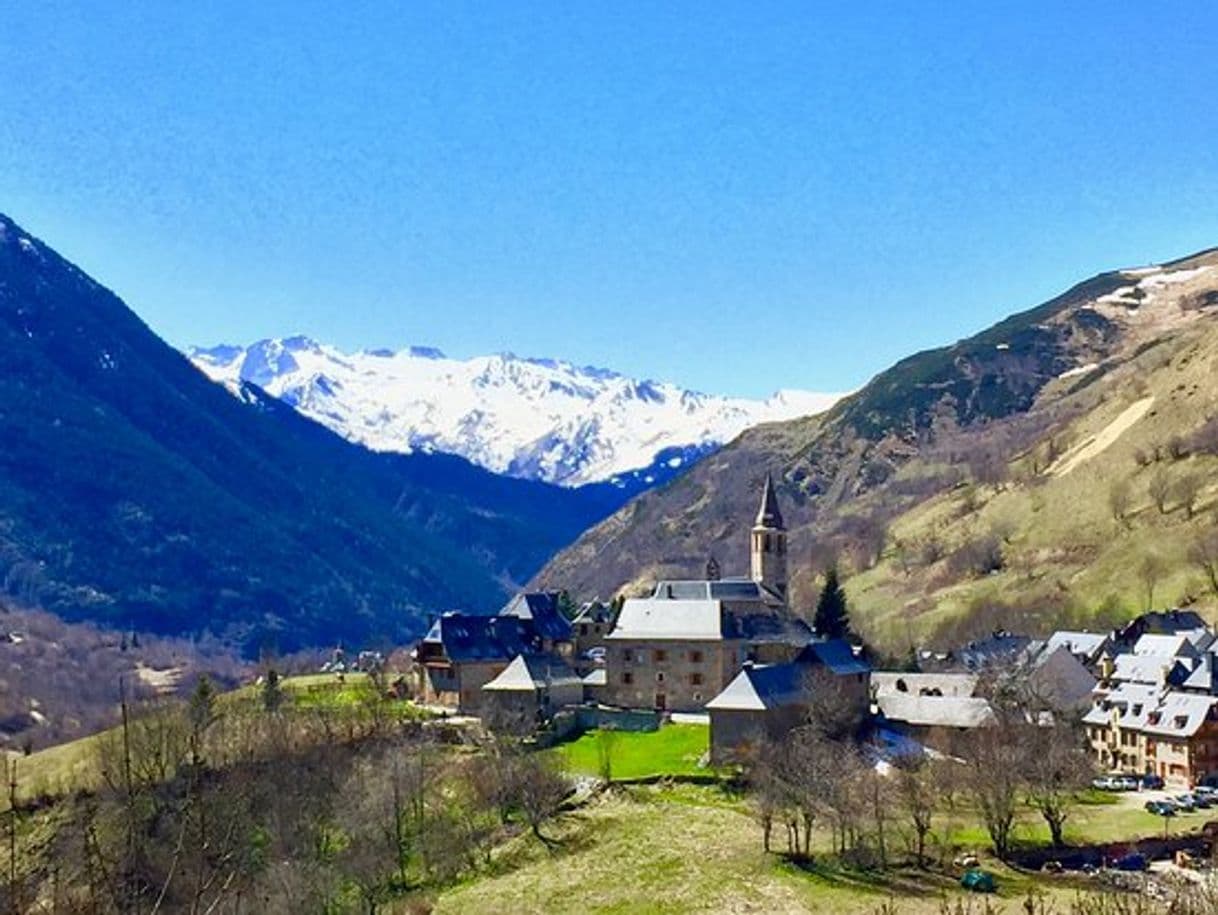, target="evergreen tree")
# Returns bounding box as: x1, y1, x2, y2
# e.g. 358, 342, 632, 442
261, 668, 284, 713
813, 567, 851, 639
